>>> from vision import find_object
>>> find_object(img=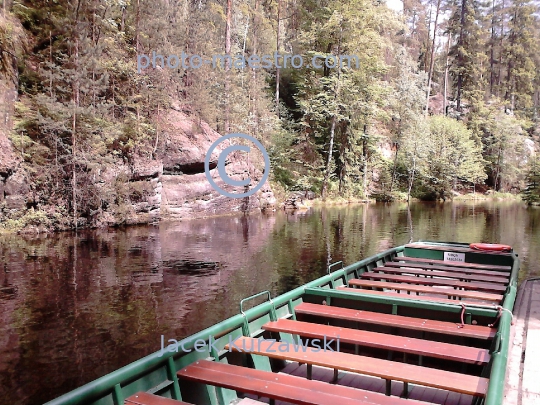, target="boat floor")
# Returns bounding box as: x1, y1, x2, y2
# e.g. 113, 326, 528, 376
241, 362, 475, 405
